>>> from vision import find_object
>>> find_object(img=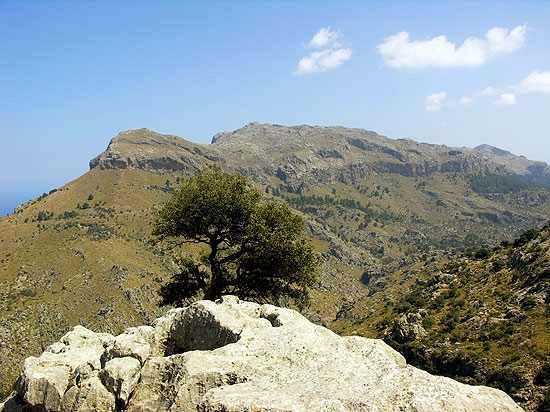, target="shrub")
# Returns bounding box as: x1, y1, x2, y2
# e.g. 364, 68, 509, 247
514, 229, 539, 247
